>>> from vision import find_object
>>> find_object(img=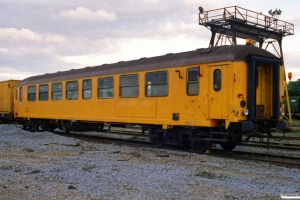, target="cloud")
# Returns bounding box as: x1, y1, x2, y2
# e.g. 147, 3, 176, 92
0, 48, 9, 54
0, 67, 34, 80
60, 35, 207, 67
0, 28, 65, 44
0, 28, 42, 42
59, 7, 117, 21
